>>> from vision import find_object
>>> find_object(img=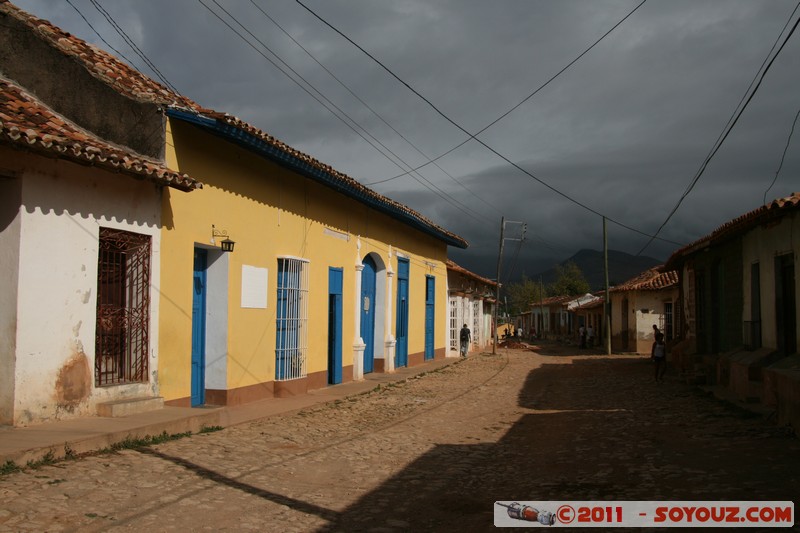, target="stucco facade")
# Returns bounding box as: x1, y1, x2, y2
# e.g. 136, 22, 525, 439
609, 268, 678, 355
741, 211, 800, 352
0, 148, 170, 425
160, 117, 461, 406
666, 193, 800, 432
1, 0, 466, 418
445, 260, 496, 355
